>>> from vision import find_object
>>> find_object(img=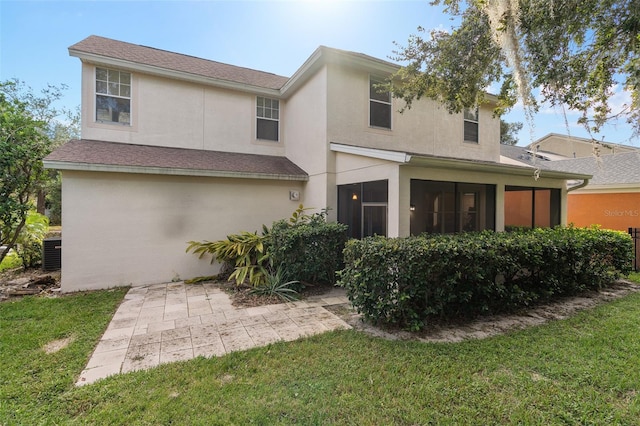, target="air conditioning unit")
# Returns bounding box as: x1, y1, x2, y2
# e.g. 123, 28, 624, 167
42, 238, 62, 271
